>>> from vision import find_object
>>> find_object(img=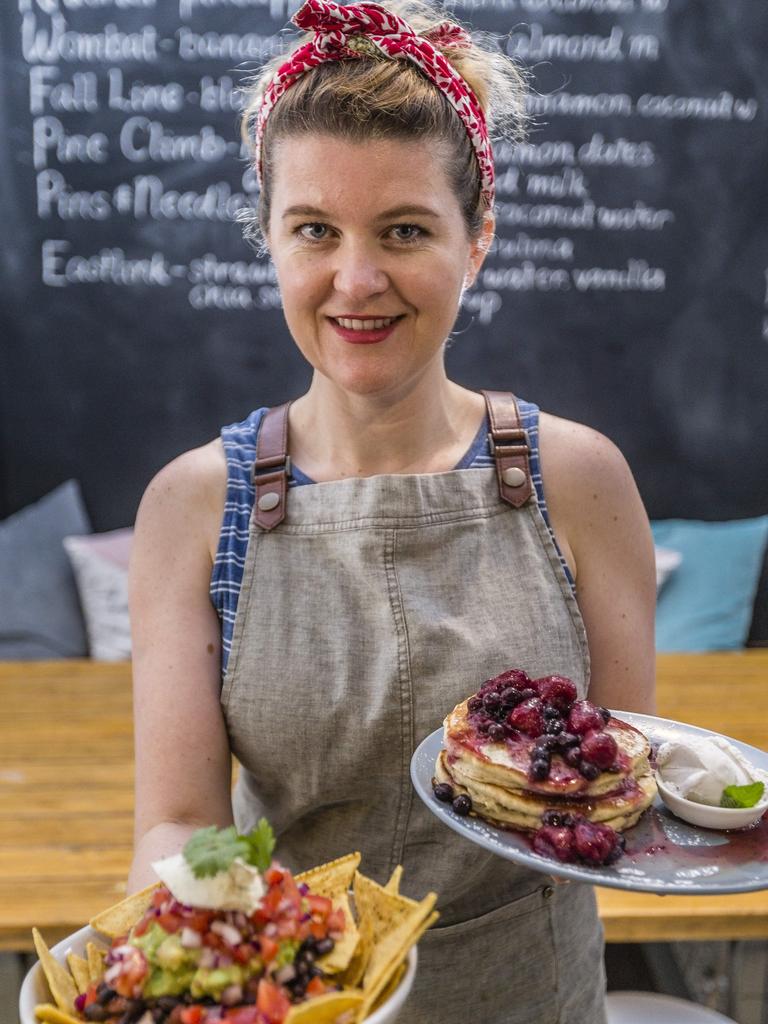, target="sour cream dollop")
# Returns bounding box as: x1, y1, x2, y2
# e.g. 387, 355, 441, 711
151, 854, 266, 913
656, 735, 761, 806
